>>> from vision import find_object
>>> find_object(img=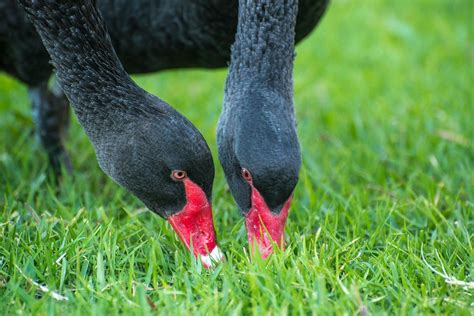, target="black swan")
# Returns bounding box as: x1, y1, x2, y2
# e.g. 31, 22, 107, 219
218, 0, 303, 258
18, 0, 223, 268
1, 0, 329, 174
